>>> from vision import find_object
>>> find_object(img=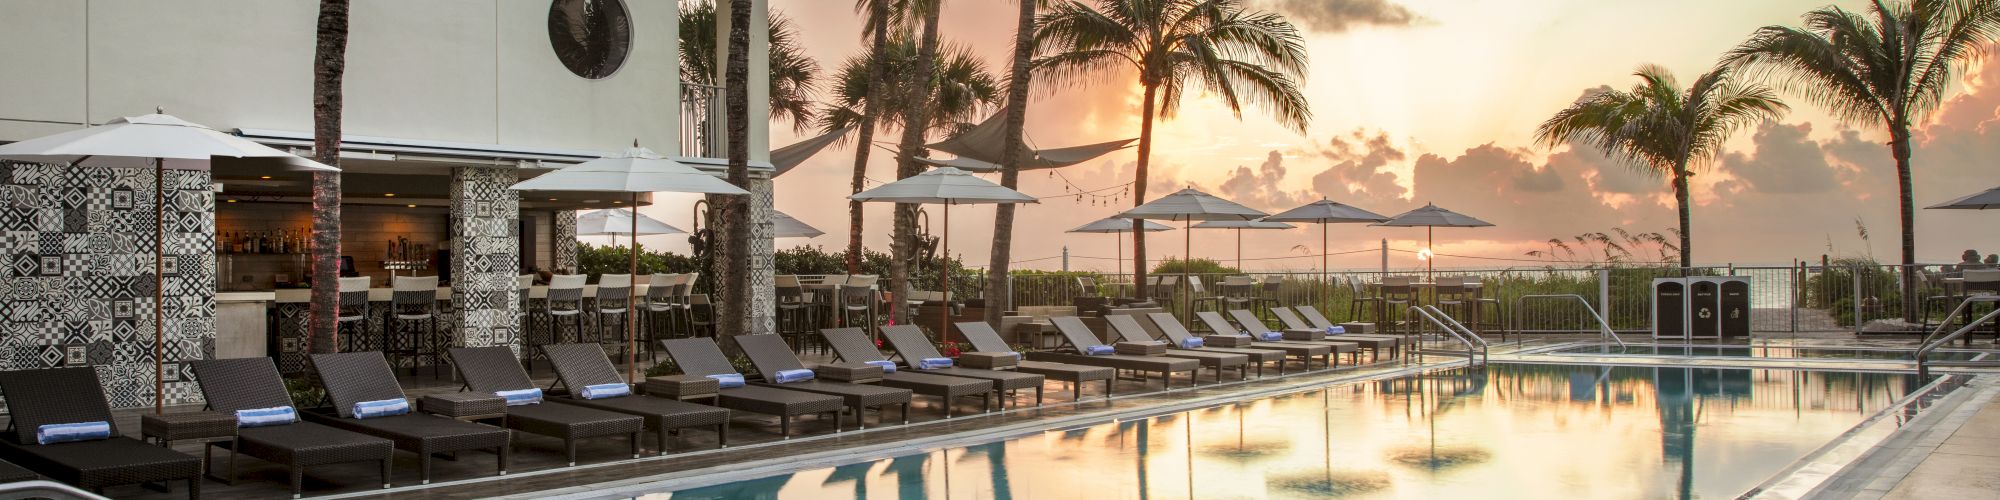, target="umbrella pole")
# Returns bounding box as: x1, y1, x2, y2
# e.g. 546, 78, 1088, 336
627, 193, 638, 383
940, 203, 950, 339
1235, 228, 1242, 270
1426, 226, 1433, 282
1183, 220, 1192, 329
1115, 234, 1122, 286
154, 159, 165, 415
1321, 223, 1329, 315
